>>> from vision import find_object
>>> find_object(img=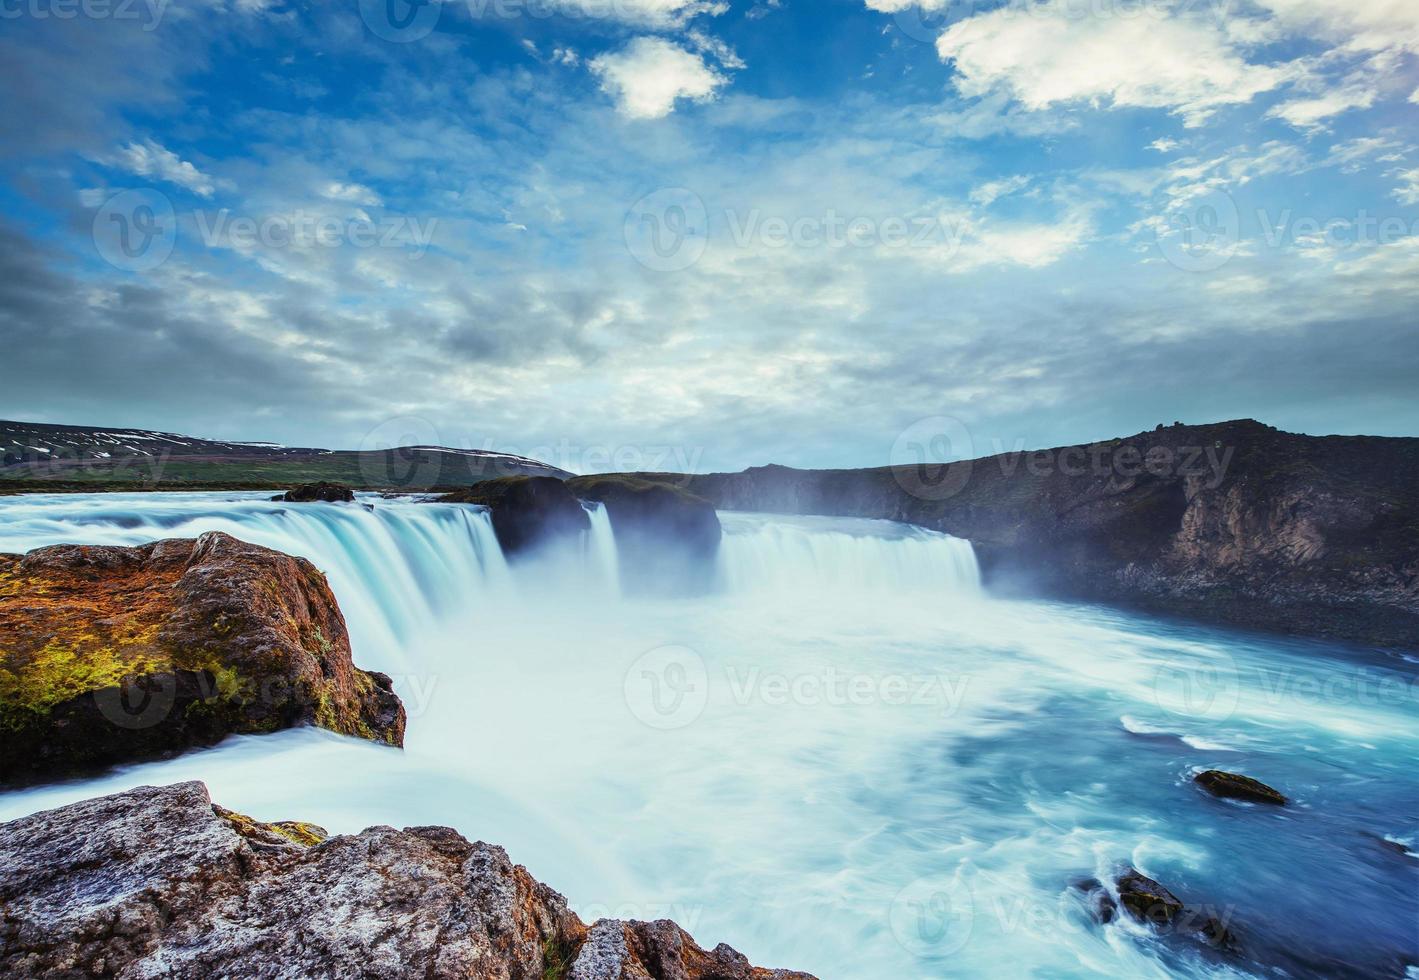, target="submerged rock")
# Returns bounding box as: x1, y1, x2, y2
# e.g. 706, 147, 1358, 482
278, 481, 356, 503
1195, 770, 1288, 805
1115, 869, 1240, 954
0, 782, 818, 980
440, 475, 590, 557
0, 532, 405, 784
567, 475, 722, 595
